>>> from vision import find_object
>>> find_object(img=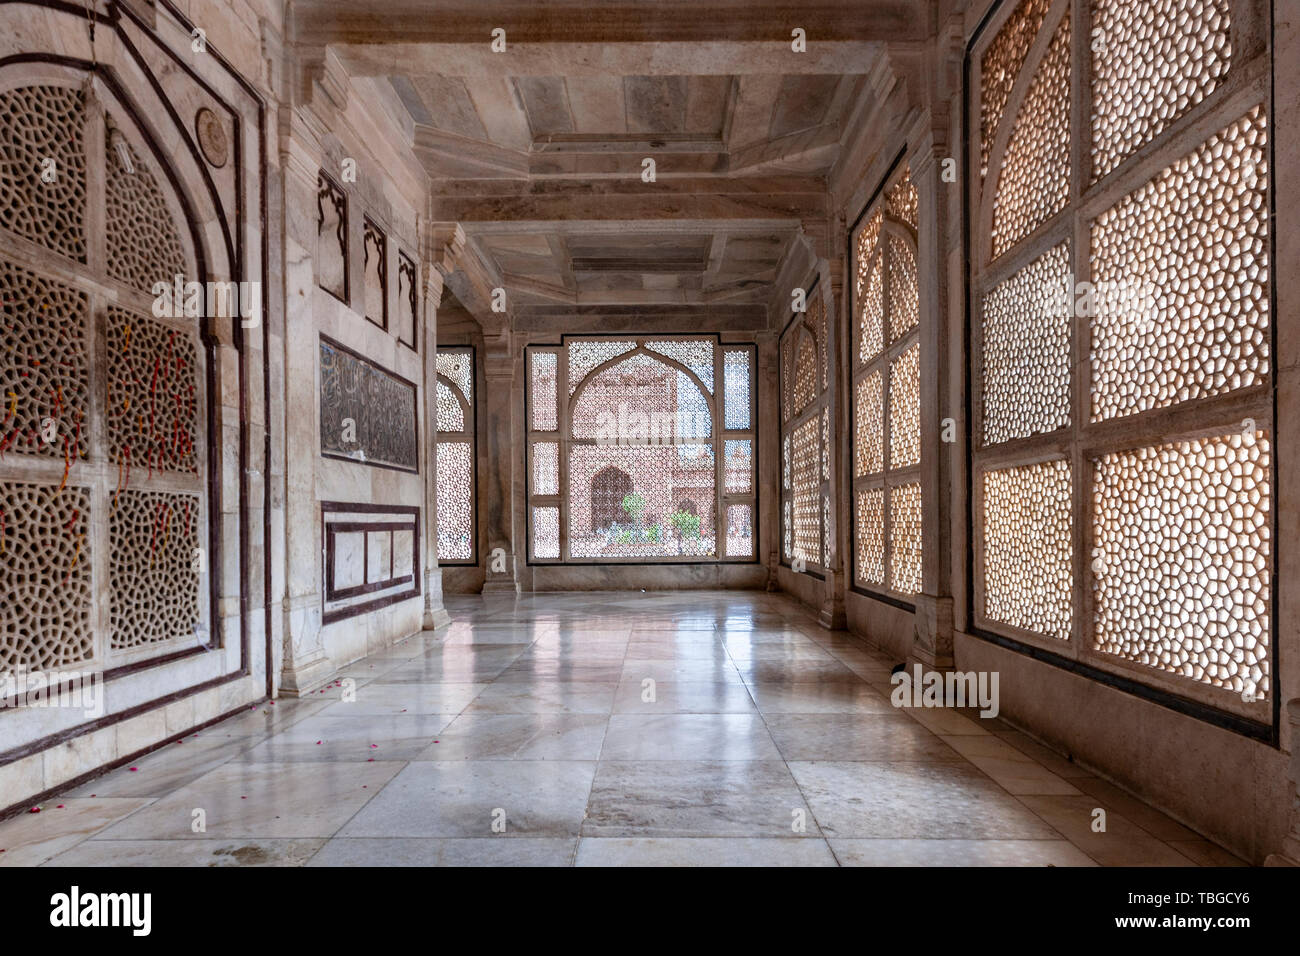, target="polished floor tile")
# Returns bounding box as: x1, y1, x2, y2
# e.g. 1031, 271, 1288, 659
337, 761, 597, 838
584, 760, 818, 838
5, 590, 1238, 866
